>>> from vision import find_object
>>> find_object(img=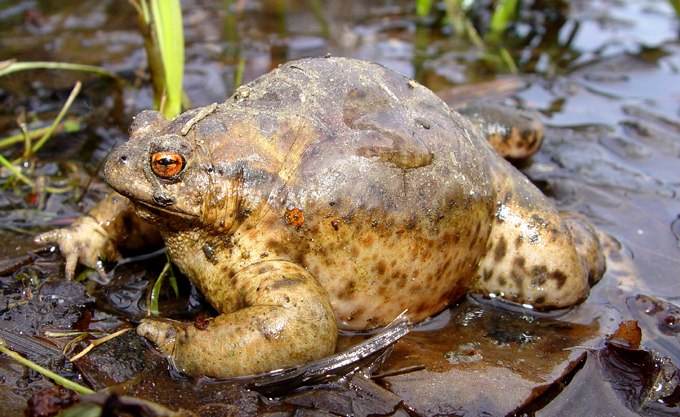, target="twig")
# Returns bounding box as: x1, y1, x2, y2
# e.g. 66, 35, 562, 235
69, 328, 132, 362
